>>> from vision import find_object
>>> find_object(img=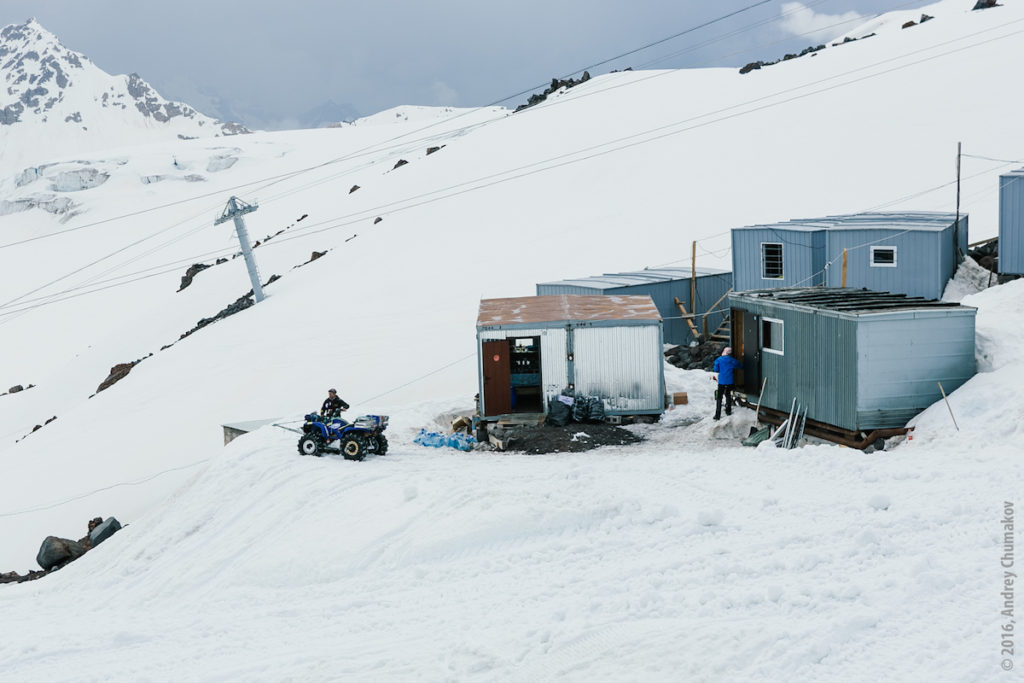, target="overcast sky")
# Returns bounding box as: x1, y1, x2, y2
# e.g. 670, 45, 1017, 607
0, 0, 934, 129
